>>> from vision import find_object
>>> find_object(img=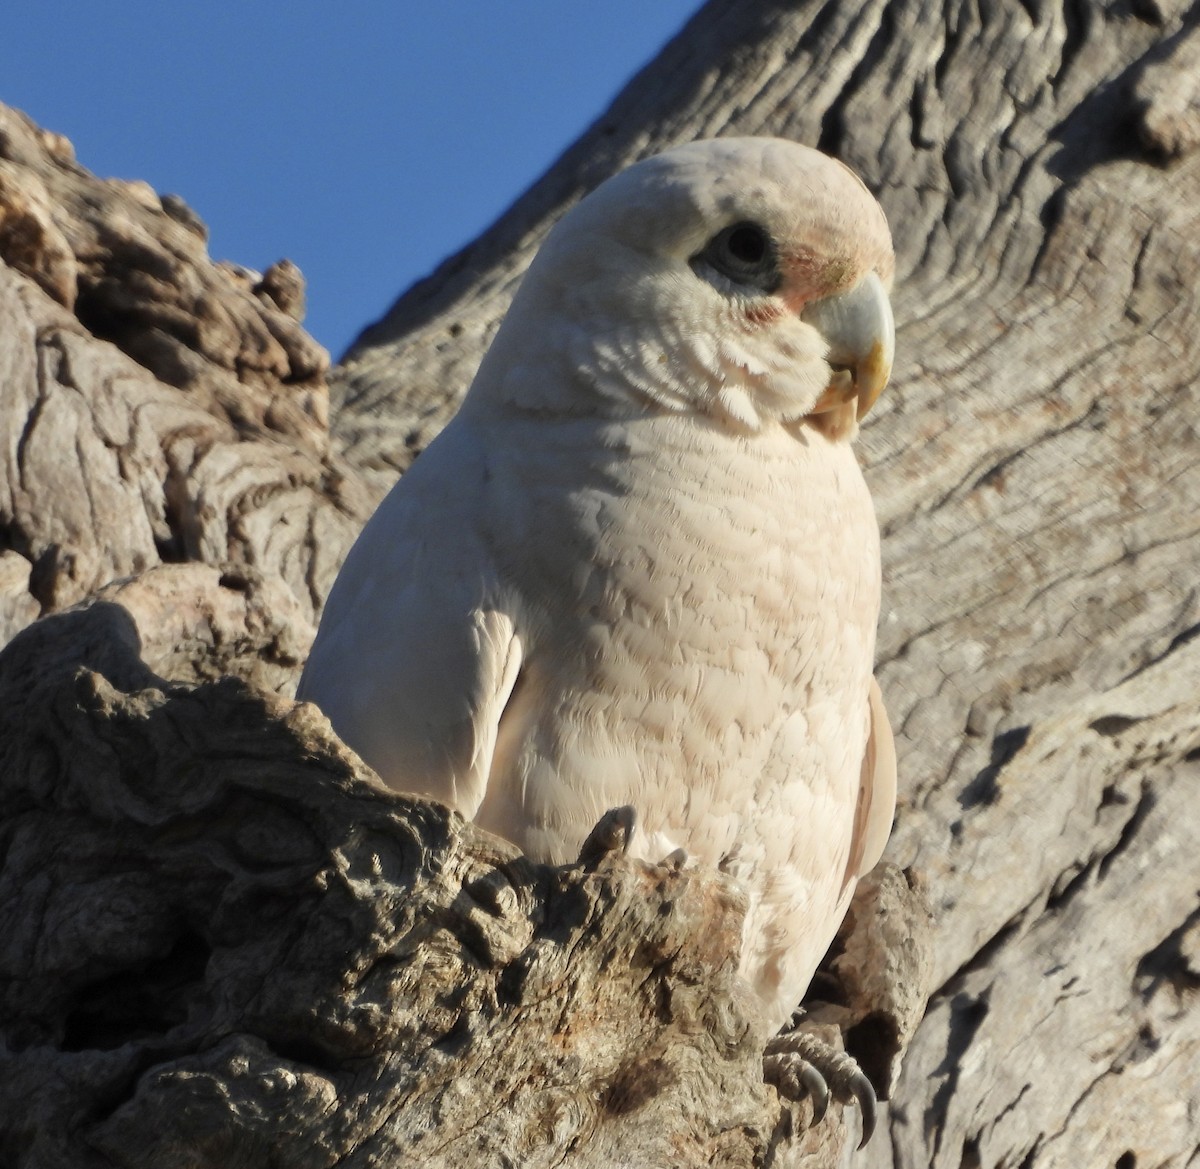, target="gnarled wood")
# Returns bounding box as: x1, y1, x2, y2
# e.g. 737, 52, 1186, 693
0, 602, 925, 1168
333, 1, 1200, 1165
0, 90, 926, 1167
2, 0, 1199, 1162
0, 104, 371, 622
